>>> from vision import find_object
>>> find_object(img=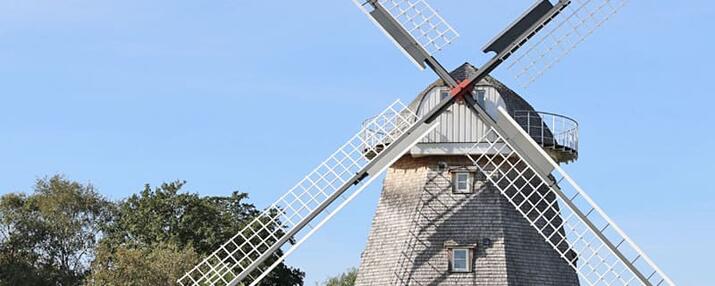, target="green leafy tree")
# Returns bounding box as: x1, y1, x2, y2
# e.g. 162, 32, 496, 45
85, 242, 199, 286
322, 268, 357, 286
95, 181, 304, 286
0, 175, 112, 286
